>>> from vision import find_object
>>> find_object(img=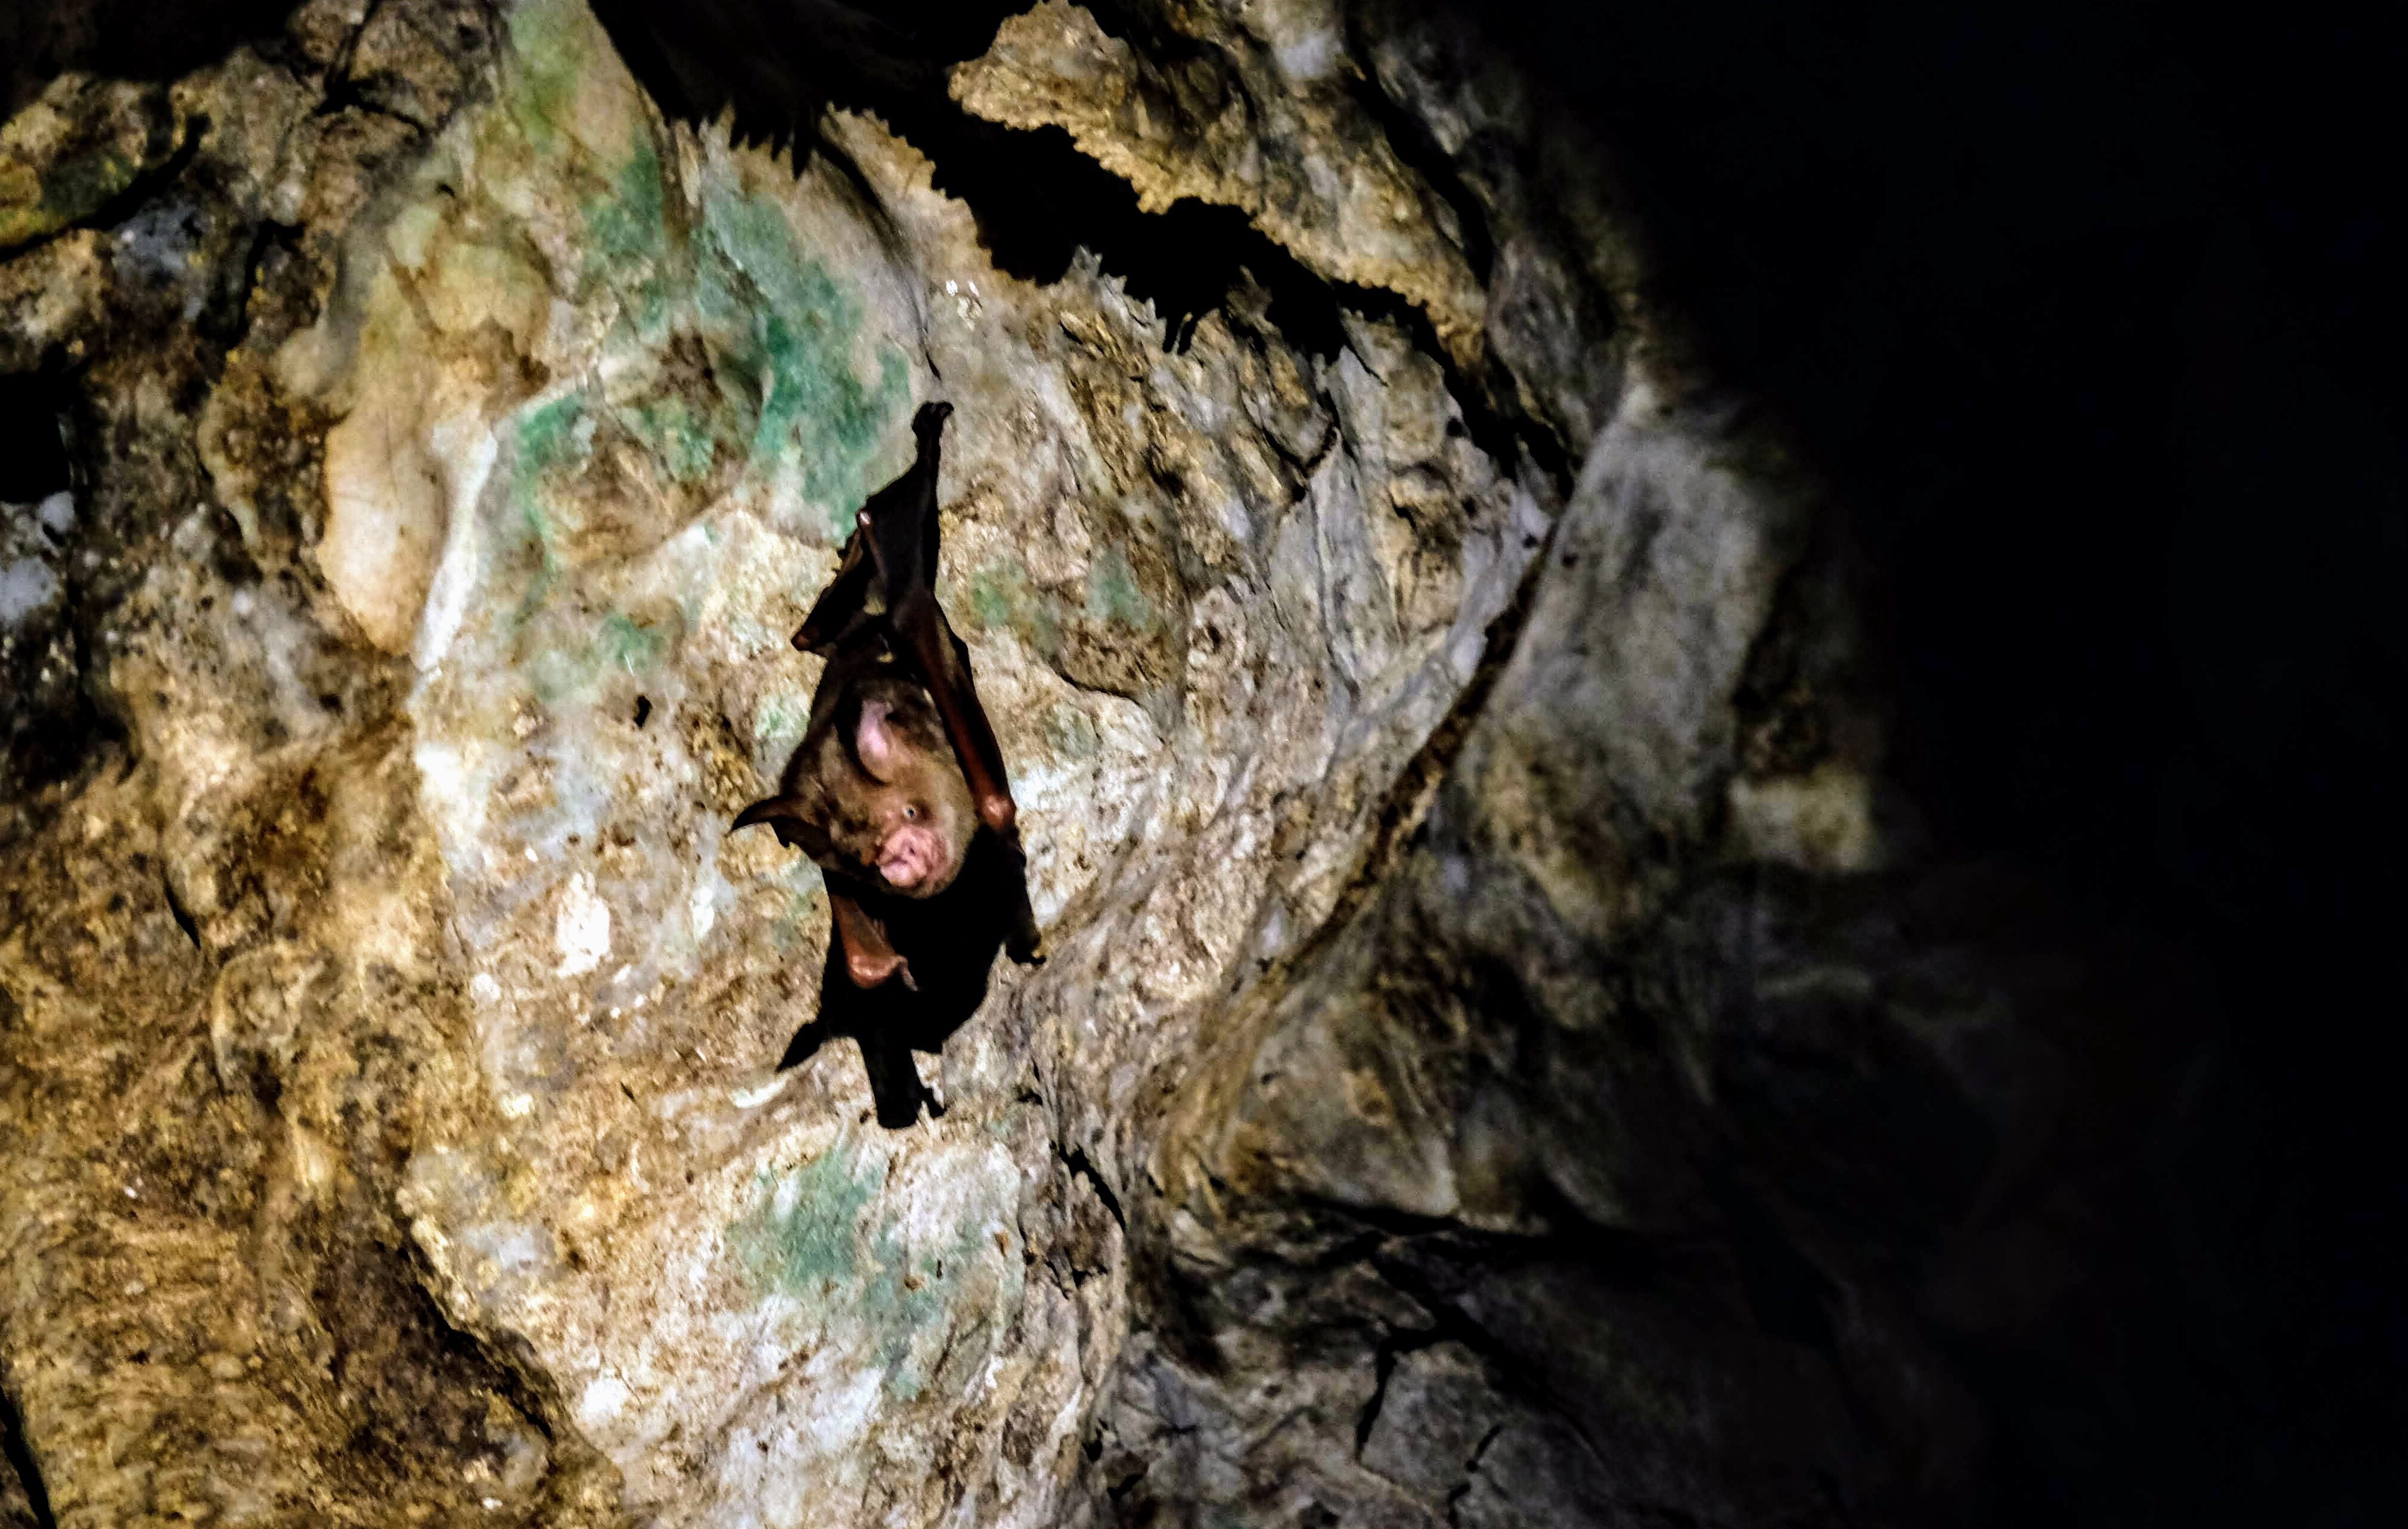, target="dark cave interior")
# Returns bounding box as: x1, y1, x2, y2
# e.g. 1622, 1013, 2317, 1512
1481, 7, 2403, 1519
